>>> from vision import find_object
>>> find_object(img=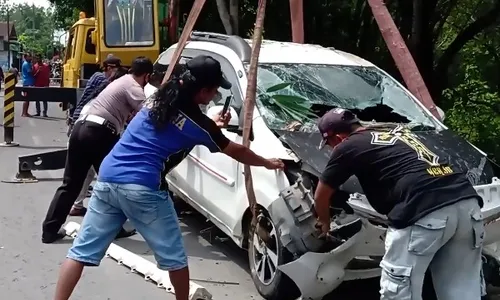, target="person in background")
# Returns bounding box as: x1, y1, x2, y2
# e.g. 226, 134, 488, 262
41, 57, 152, 244
21, 54, 35, 117
65, 56, 122, 218
68, 56, 122, 128
33, 57, 51, 117
9, 63, 19, 84
0, 67, 4, 89
70, 66, 129, 218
